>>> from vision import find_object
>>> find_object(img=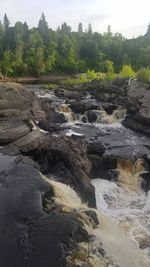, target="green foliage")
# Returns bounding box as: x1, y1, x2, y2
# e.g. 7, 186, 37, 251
137, 68, 150, 83
1, 51, 14, 76
105, 60, 116, 80
0, 13, 150, 78
62, 76, 88, 86
119, 65, 136, 78
44, 83, 58, 90
86, 69, 97, 79
86, 69, 106, 80
63, 70, 106, 86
